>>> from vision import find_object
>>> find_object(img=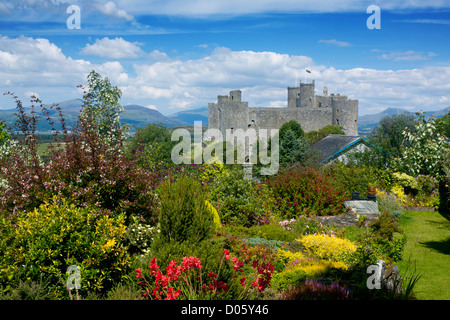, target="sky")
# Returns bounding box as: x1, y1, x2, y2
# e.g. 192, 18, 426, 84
0, 0, 449, 116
